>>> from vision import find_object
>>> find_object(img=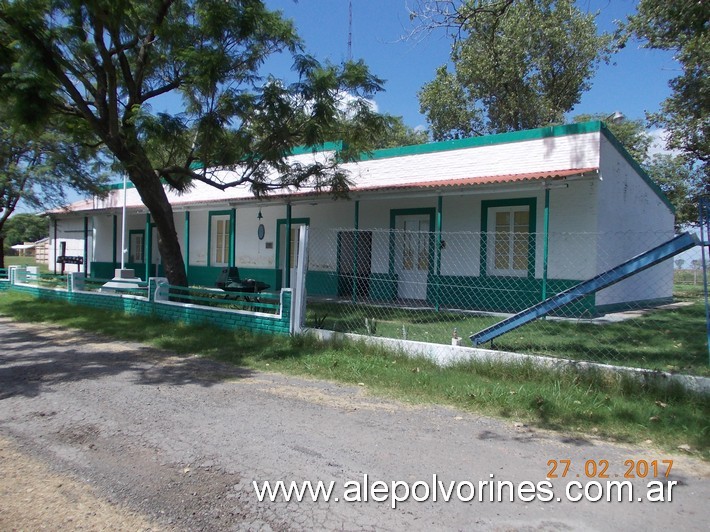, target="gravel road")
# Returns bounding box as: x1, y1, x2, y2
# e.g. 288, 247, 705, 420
0, 316, 707, 531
